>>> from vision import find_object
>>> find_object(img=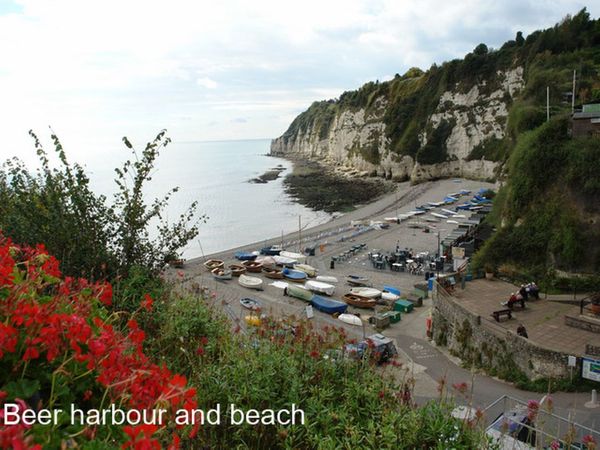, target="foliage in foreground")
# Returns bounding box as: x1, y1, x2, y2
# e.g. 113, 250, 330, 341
146, 288, 492, 449
0, 235, 197, 448
0, 130, 202, 280
0, 237, 492, 449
